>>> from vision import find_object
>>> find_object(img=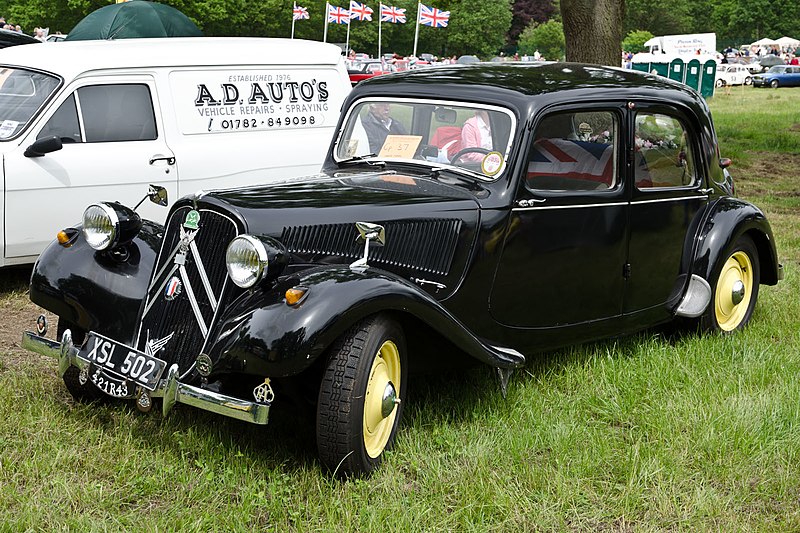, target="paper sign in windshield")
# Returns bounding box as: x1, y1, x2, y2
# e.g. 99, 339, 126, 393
0, 120, 19, 139
379, 135, 422, 159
